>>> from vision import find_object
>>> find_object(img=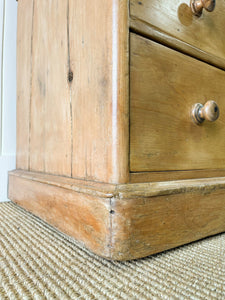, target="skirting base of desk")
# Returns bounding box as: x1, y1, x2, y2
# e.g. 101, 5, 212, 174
8, 170, 225, 261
